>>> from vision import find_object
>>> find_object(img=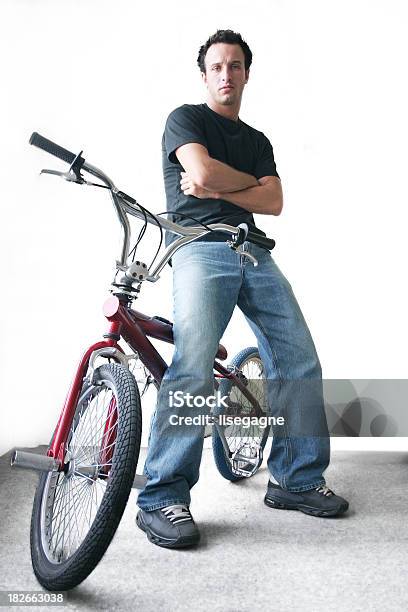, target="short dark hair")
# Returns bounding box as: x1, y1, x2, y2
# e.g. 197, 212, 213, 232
197, 29, 252, 73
